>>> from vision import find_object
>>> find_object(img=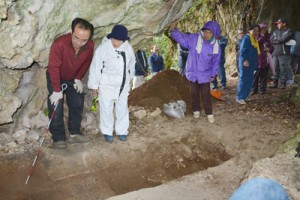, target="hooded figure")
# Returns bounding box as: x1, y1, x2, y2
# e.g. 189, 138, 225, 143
171, 21, 221, 83
170, 21, 221, 123
88, 24, 135, 142
230, 177, 290, 200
